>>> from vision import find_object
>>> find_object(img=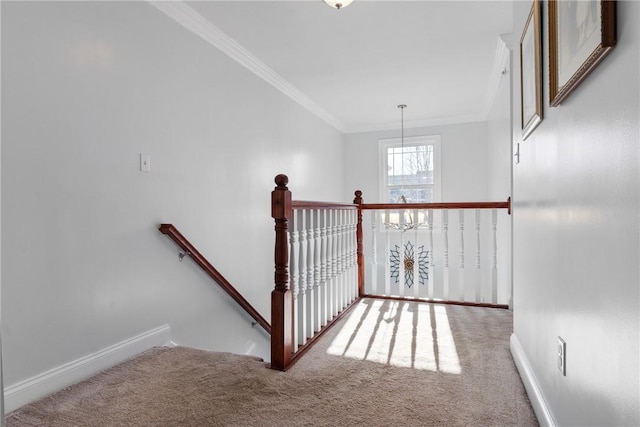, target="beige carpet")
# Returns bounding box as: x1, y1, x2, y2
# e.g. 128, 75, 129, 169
7, 298, 538, 426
